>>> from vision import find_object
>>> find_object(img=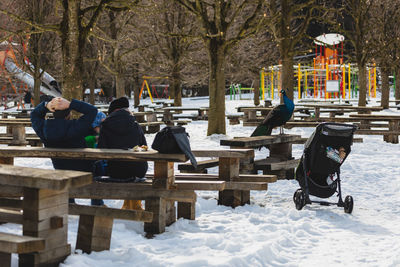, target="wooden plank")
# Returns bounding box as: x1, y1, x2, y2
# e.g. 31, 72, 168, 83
172, 173, 278, 183
178, 159, 219, 171
0, 208, 23, 224
254, 158, 300, 171
220, 135, 302, 147
175, 180, 225, 191
292, 137, 364, 144
69, 204, 153, 222
70, 183, 196, 202
0, 146, 187, 162
19, 243, 71, 266
0, 164, 92, 190
0, 198, 22, 209
192, 149, 254, 158
224, 182, 268, 190
233, 174, 277, 183
0, 232, 45, 254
